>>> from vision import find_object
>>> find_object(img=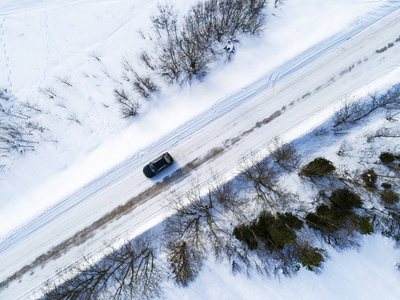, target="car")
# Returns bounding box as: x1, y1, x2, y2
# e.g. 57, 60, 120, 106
143, 152, 174, 178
